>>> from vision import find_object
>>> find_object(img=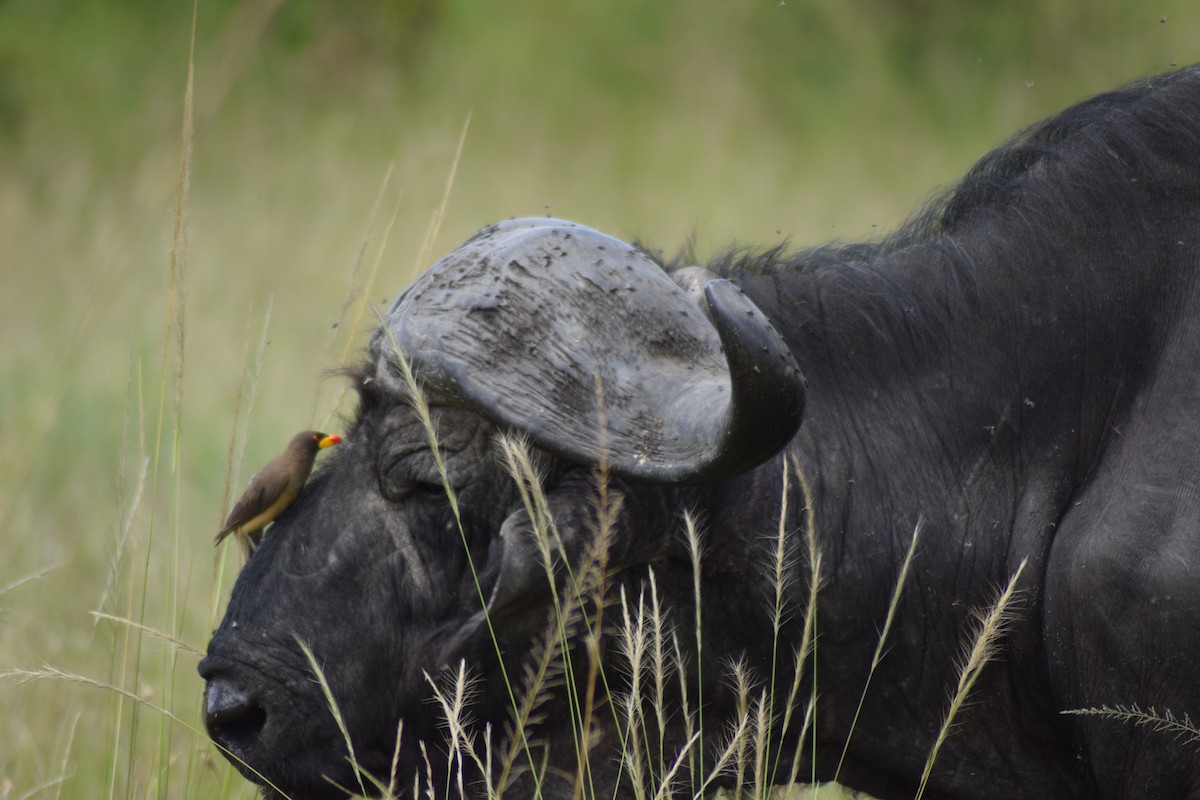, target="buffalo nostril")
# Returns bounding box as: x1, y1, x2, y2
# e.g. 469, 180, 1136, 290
204, 677, 266, 751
